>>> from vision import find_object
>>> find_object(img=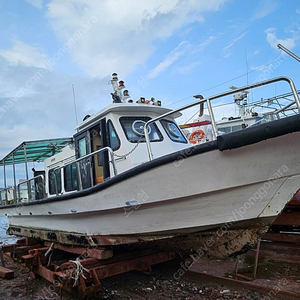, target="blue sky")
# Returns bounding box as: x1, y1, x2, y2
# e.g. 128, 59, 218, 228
0, 0, 299, 171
